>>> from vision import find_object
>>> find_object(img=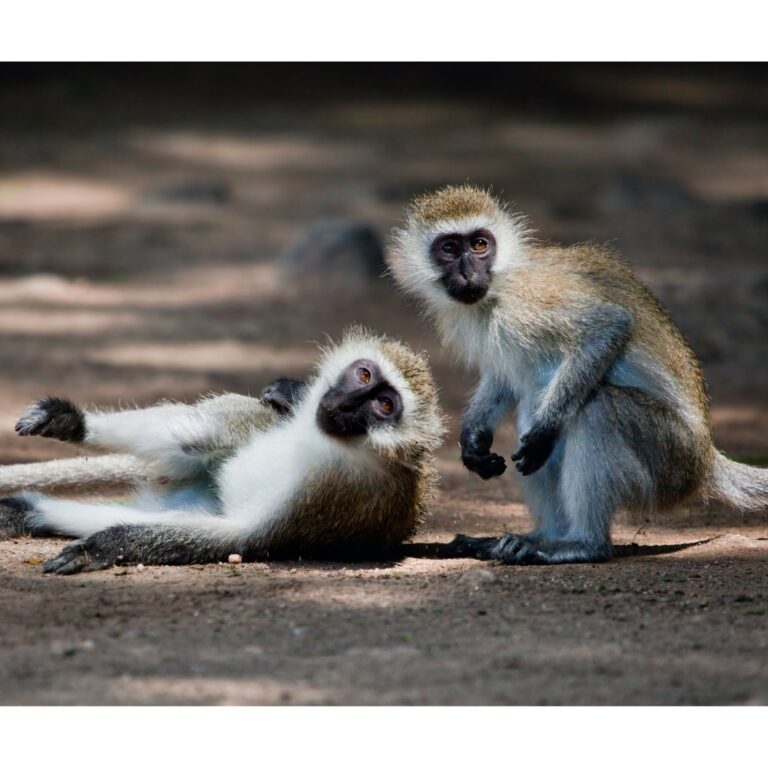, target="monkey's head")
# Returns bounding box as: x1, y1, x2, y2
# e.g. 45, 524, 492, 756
387, 185, 528, 309
310, 328, 444, 465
